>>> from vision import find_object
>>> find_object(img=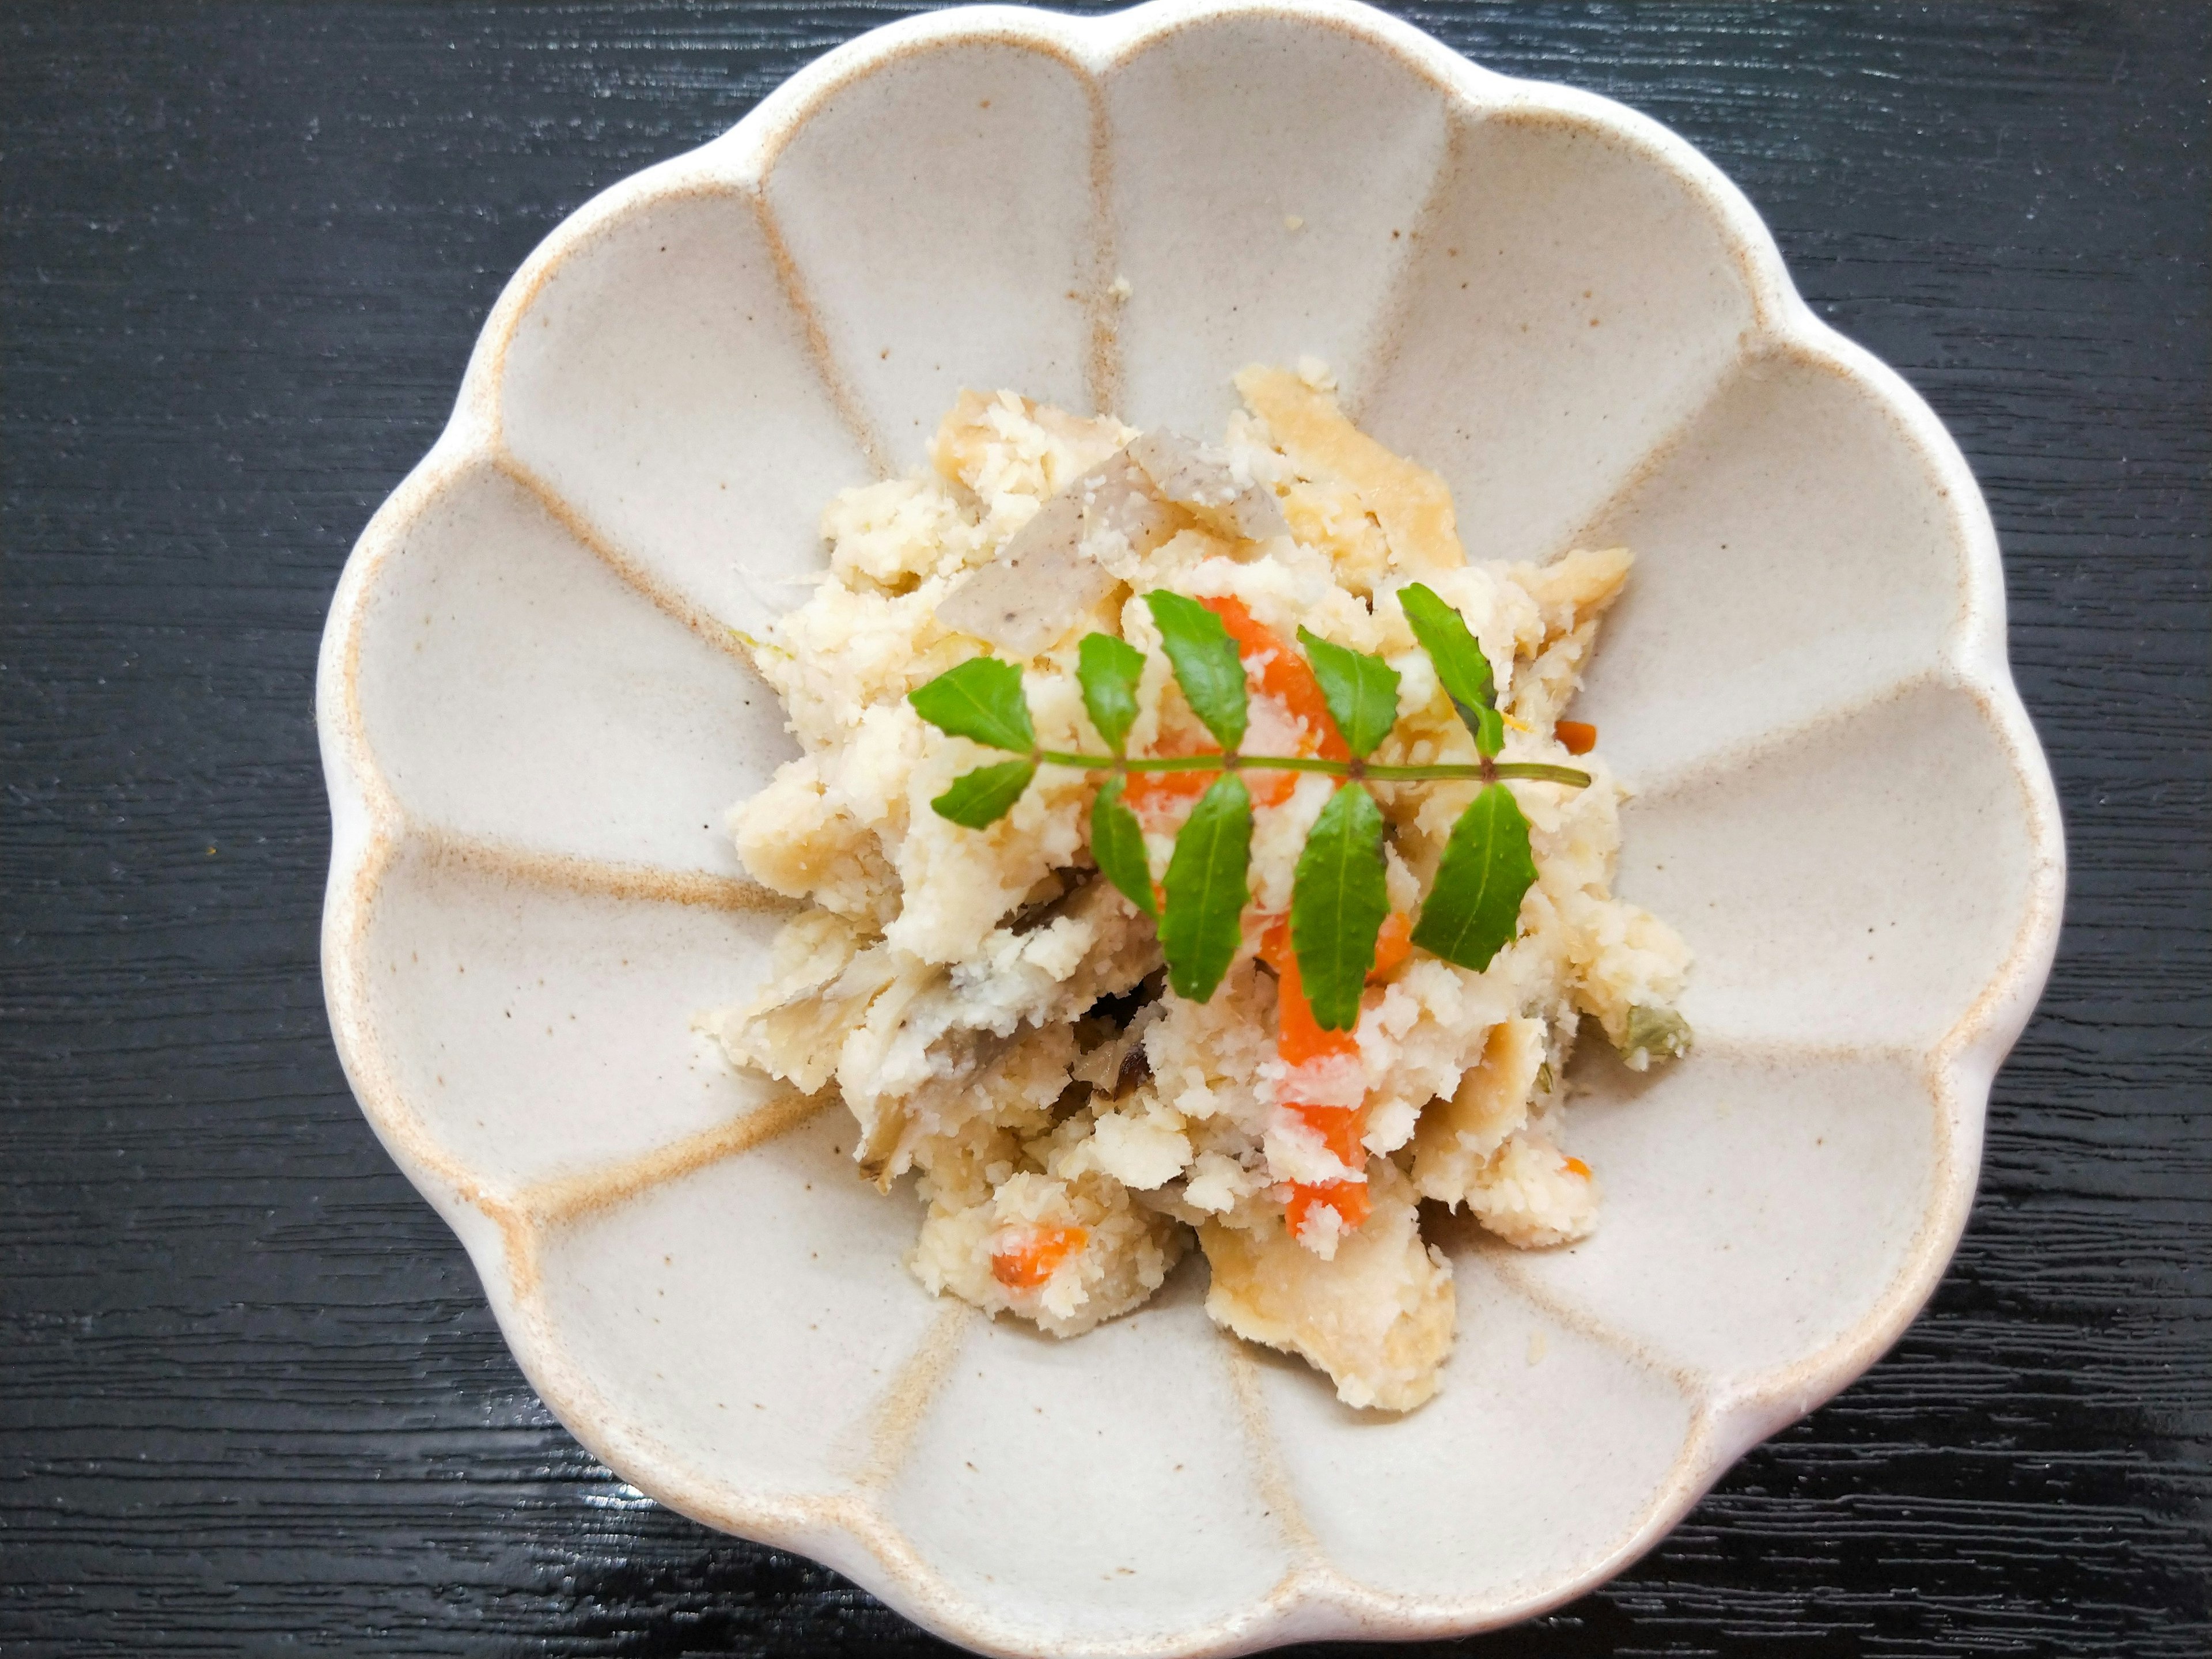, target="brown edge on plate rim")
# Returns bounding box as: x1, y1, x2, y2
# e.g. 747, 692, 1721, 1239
312, 1, 2067, 1653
